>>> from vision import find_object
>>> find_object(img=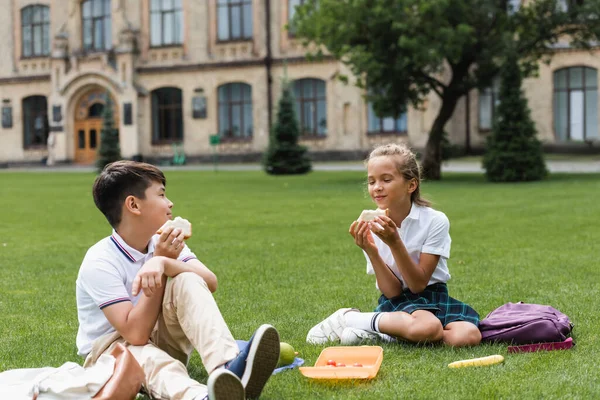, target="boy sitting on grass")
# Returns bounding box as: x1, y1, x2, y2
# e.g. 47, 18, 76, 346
76, 161, 279, 399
